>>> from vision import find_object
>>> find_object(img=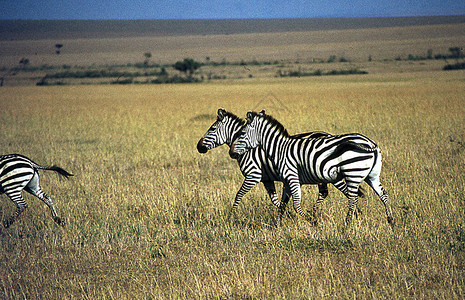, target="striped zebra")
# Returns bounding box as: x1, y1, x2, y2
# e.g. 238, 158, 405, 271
197, 109, 362, 218
0, 154, 73, 228
229, 111, 393, 227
